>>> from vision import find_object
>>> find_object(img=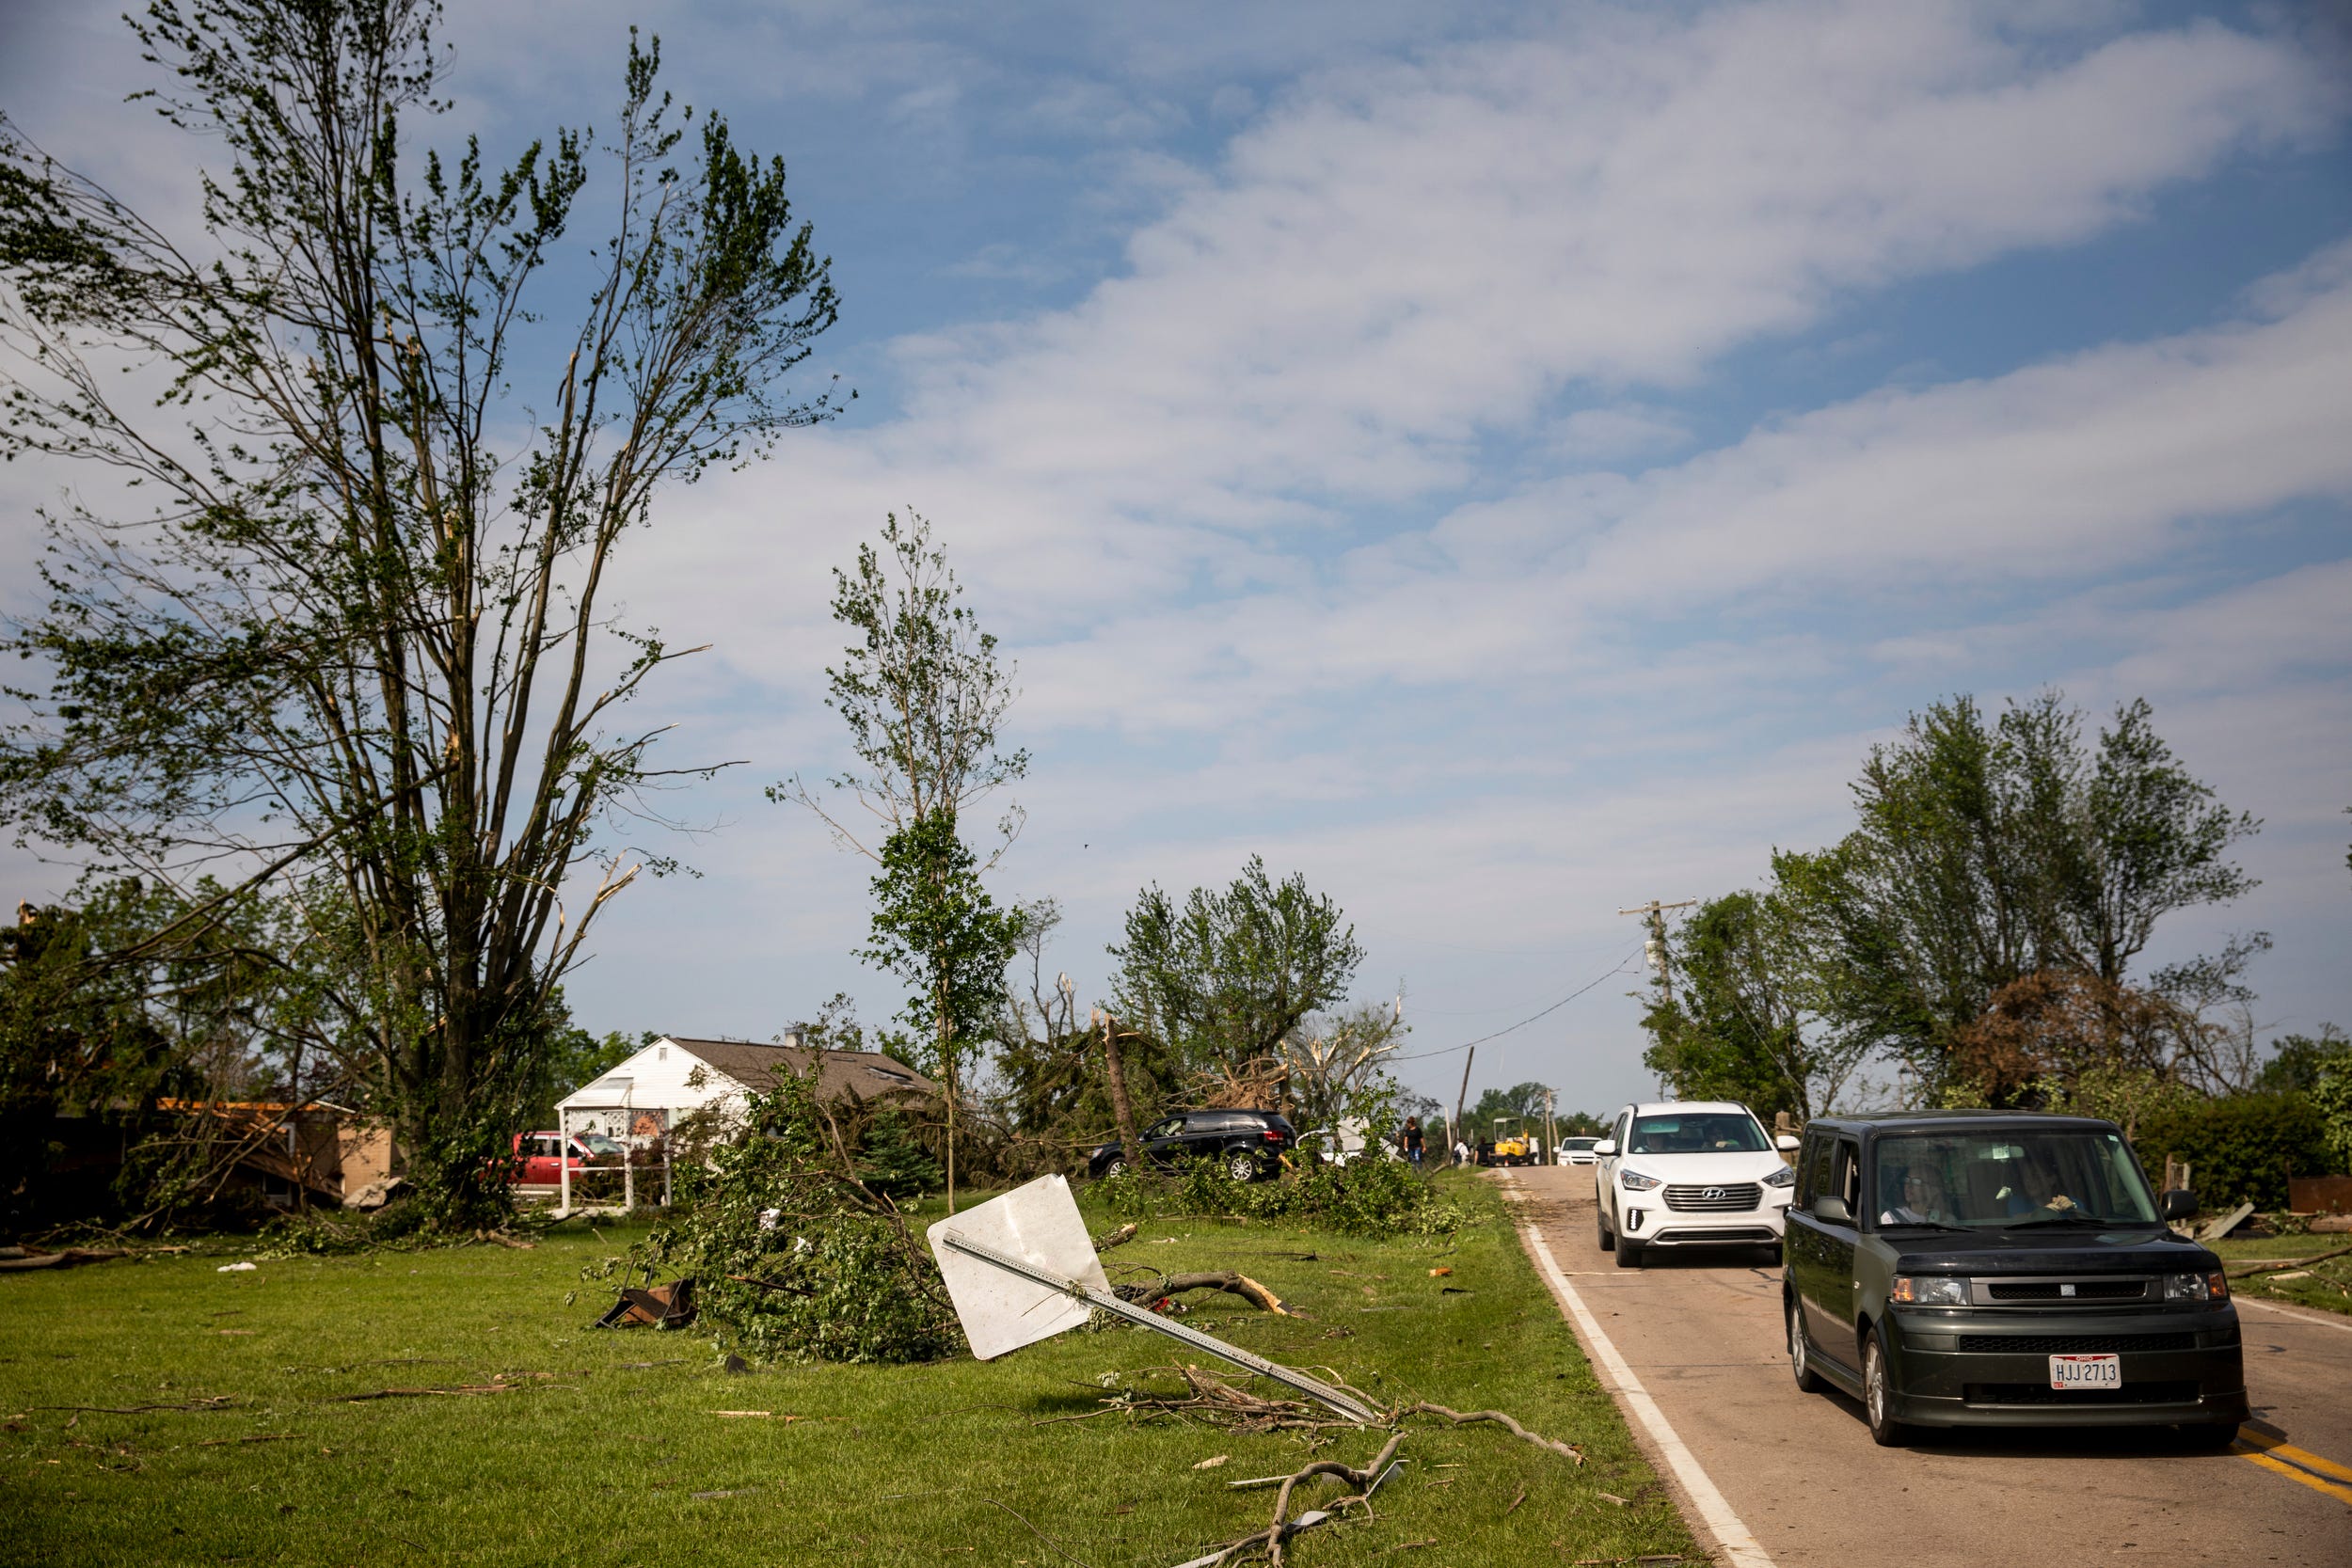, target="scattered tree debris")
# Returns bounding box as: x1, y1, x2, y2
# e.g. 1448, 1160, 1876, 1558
338, 1383, 532, 1401
1174, 1430, 1406, 1567
1114, 1271, 1298, 1317
2229, 1243, 2352, 1279
1193, 1454, 1231, 1470
36, 1397, 235, 1415
0, 1247, 129, 1273
1095, 1224, 1140, 1252
1400, 1402, 1584, 1465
